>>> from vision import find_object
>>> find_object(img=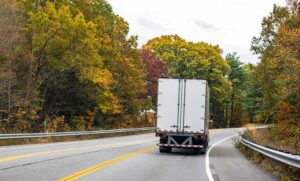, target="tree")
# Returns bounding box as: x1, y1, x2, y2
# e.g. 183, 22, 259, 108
251, 1, 300, 122
1, 0, 150, 132
141, 48, 167, 107
24, 2, 119, 113
143, 35, 231, 127
225, 53, 248, 127
251, 5, 290, 122
251, 0, 300, 146
0, 0, 23, 115
243, 64, 263, 123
